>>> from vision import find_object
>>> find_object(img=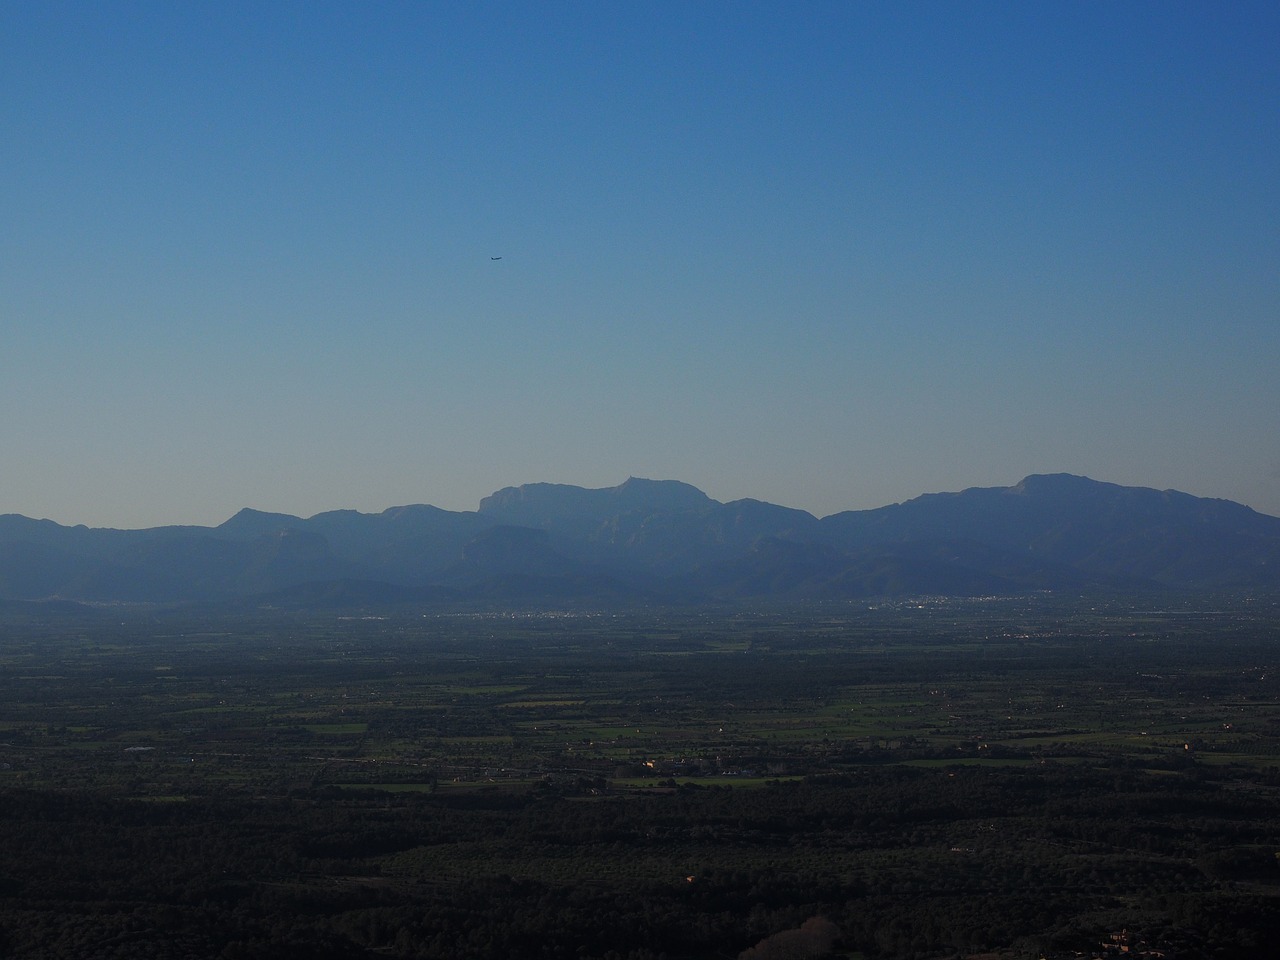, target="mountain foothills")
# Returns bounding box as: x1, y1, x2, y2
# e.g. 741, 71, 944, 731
2, 475, 1279, 605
